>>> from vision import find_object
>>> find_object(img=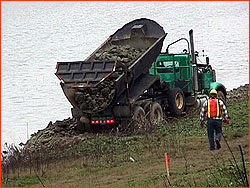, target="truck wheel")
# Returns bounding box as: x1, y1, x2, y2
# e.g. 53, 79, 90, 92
140, 100, 151, 109
132, 106, 146, 130
169, 87, 185, 115
148, 102, 163, 125
144, 102, 163, 125
142, 101, 151, 116
218, 90, 226, 104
